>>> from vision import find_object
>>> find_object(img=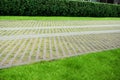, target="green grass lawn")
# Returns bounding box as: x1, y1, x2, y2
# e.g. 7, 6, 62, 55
0, 16, 120, 20
0, 48, 120, 80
